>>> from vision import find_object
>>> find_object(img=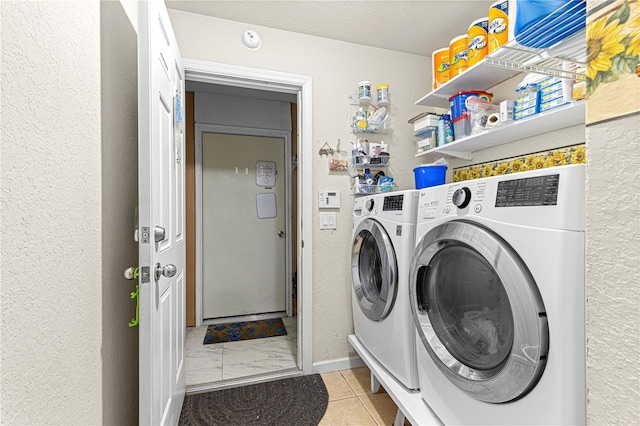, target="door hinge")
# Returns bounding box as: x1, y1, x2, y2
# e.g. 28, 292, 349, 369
301, 240, 304, 248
